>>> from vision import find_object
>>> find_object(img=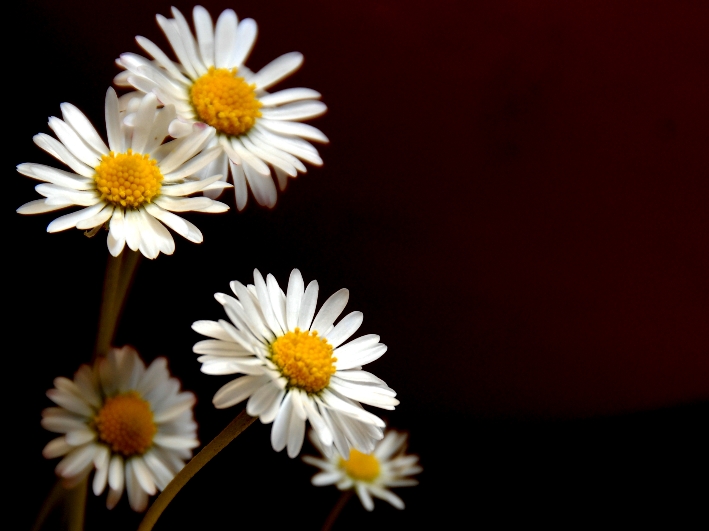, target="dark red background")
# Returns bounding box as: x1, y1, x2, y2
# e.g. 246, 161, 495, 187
10, 0, 708, 528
